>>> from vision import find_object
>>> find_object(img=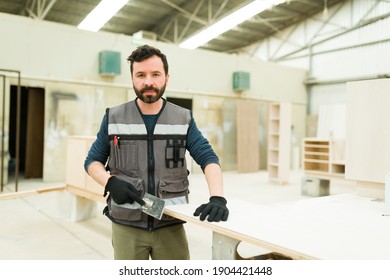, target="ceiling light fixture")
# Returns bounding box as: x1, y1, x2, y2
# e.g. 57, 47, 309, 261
78, 0, 128, 32
179, 0, 286, 50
